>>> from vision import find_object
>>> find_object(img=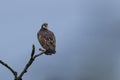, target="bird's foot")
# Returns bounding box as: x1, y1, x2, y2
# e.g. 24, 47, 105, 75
39, 48, 44, 51
39, 48, 46, 54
